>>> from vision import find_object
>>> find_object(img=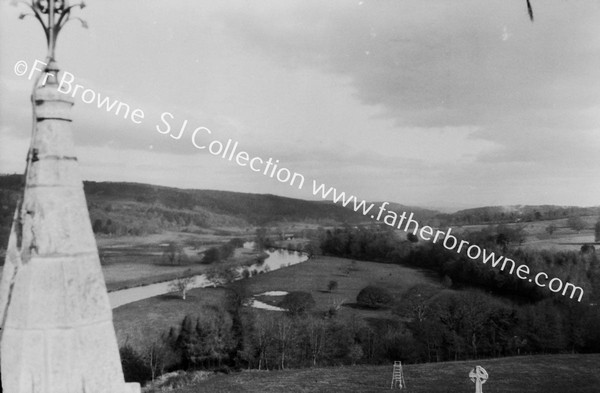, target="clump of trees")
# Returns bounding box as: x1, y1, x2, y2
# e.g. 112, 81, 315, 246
327, 280, 338, 292
279, 291, 316, 315
201, 238, 245, 264
121, 283, 600, 388
356, 286, 393, 309
163, 242, 189, 265
169, 277, 195, 300
567, 216, 586, 233
120, 344, 152, 385
320, 226, 600, 303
